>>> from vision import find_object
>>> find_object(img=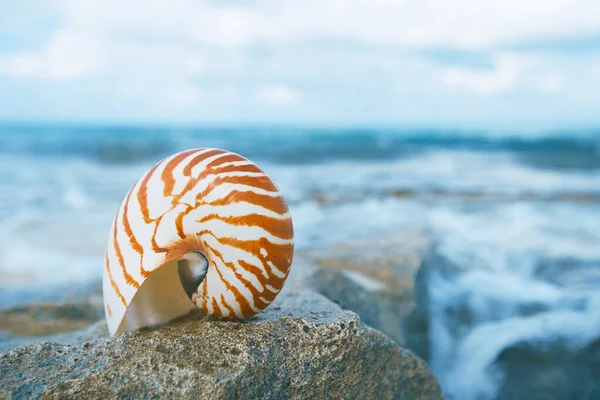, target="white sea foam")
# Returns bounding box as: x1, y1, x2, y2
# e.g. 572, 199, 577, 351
423, 200, 600, 399
261, 149, 600, 200
444, 305, 600, 400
